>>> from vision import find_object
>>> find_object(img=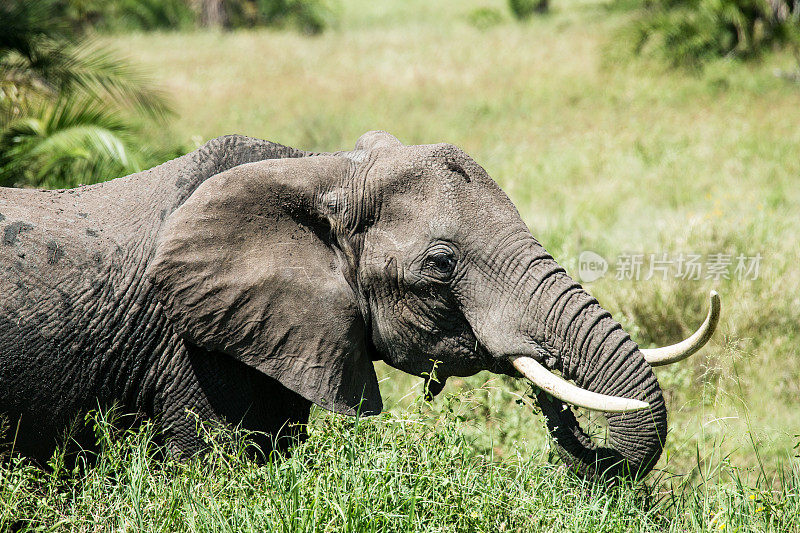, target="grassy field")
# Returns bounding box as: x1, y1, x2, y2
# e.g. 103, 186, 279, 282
3, 0, 800, 530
